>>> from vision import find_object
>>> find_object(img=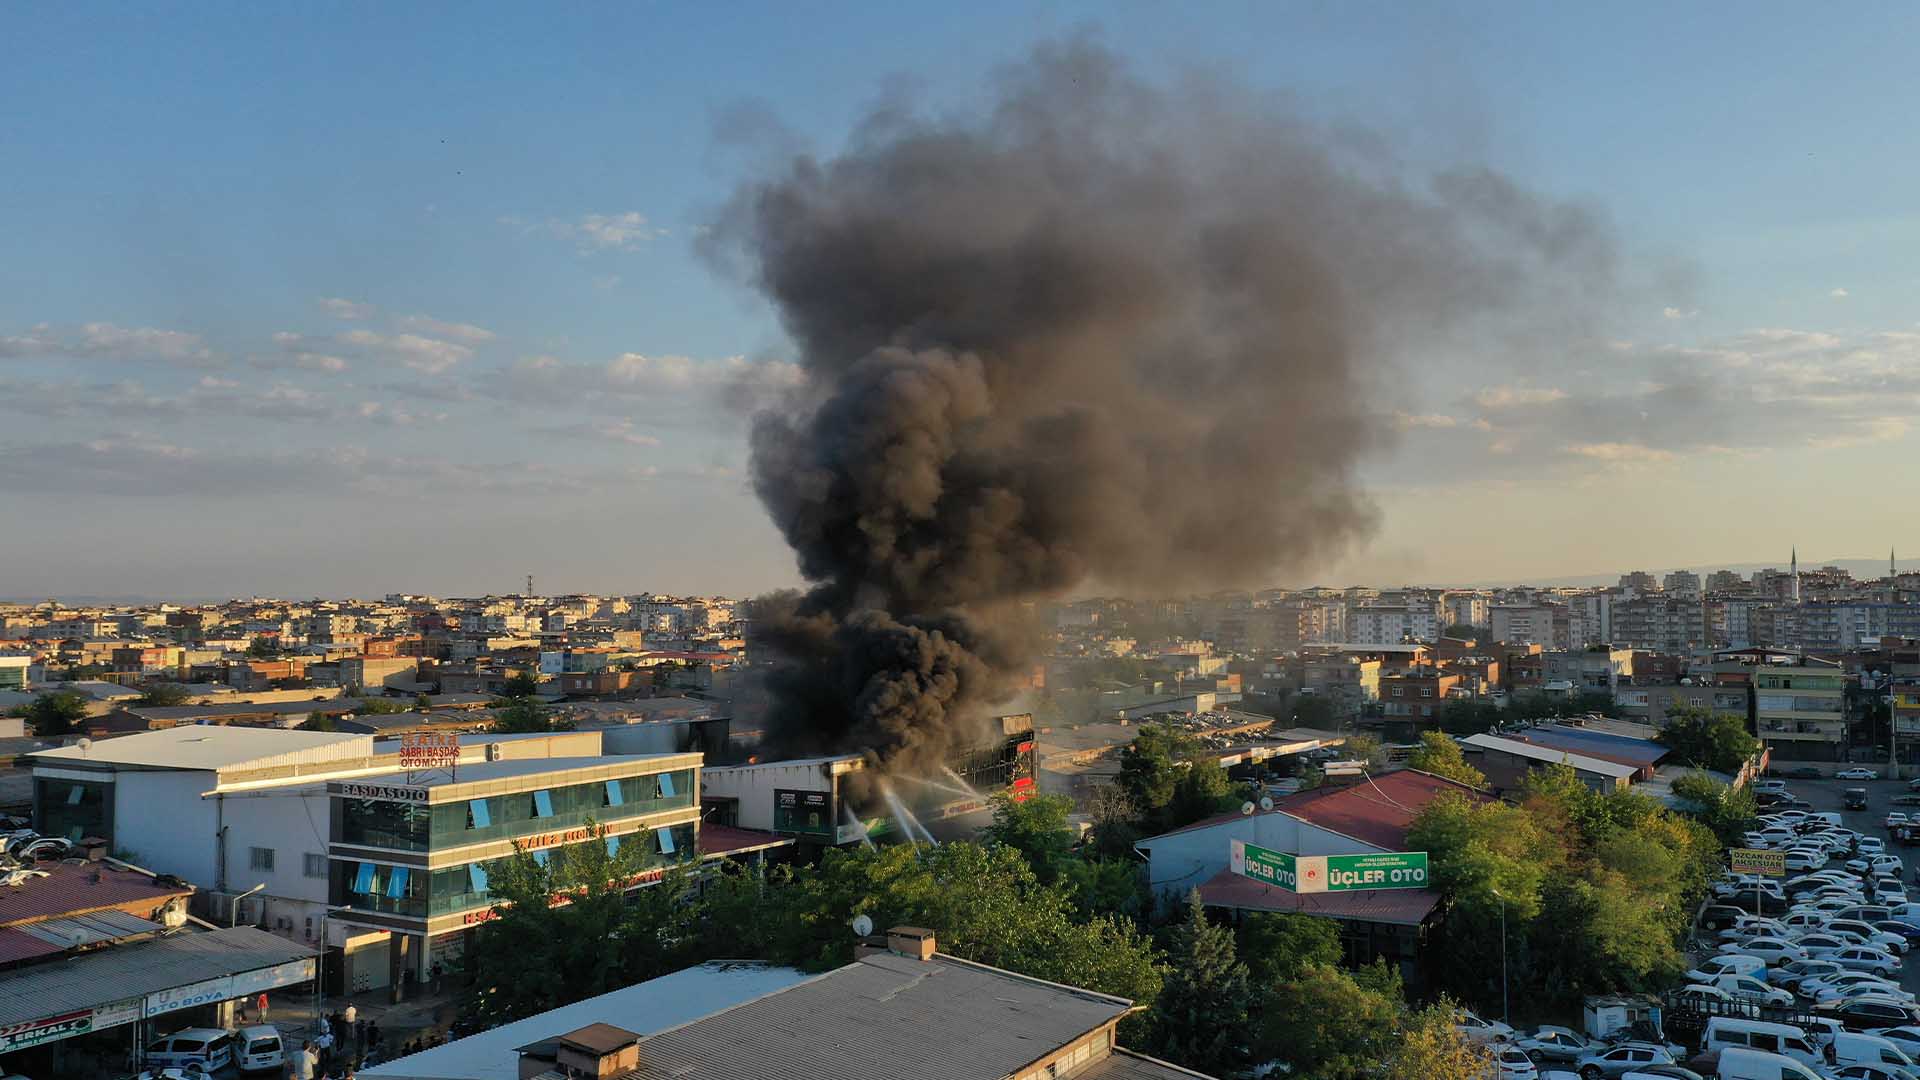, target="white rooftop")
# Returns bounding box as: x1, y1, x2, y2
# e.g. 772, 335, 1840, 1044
30, 725, 372, 772
361, 961, 812, 1080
